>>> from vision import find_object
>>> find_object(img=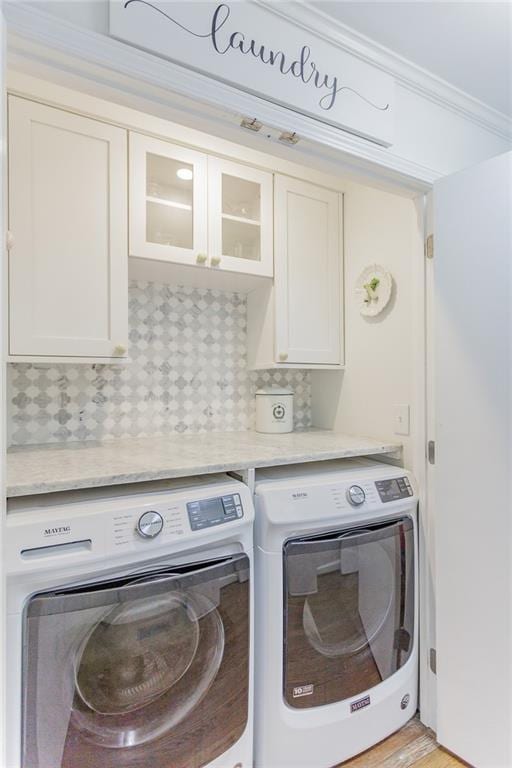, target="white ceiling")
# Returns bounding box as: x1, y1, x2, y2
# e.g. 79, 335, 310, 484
313, 1, 512, 117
